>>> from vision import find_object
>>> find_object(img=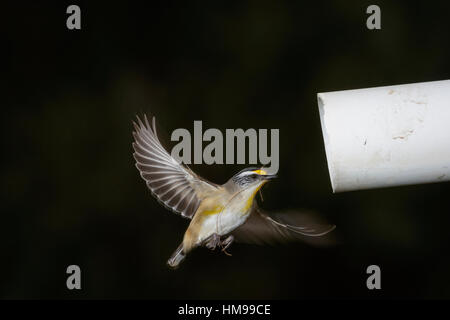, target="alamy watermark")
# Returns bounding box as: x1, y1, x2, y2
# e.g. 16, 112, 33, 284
366, 265, 381, 290
170, 121, 279, 174
66, 5, 81, 30
66, 265, 81, 290
366, 5, 381, 30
